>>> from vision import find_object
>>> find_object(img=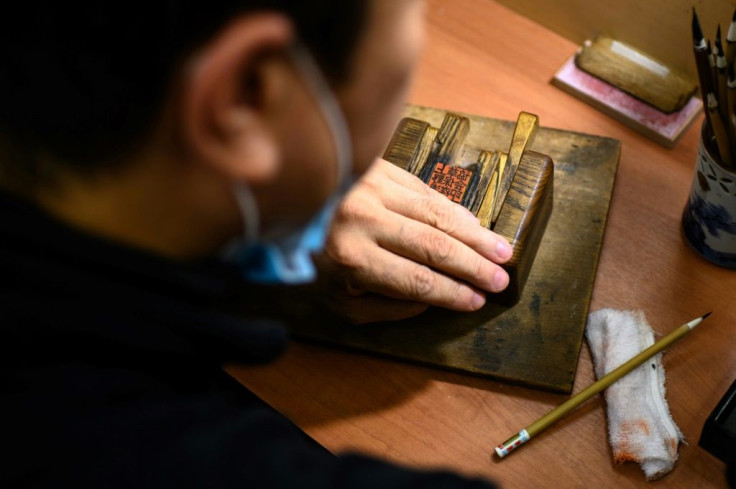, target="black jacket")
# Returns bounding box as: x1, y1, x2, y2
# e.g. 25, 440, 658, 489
0, 190, 496, 489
